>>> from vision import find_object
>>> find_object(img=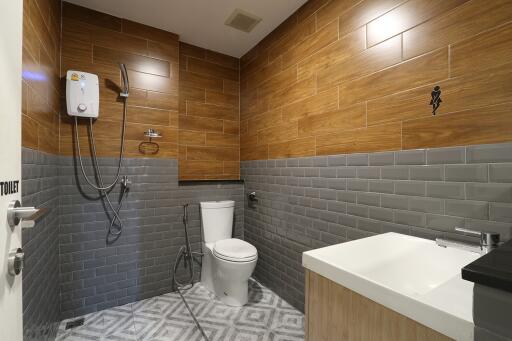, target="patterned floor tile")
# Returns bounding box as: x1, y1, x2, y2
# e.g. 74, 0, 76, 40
56, 311, 106, 341
56, 278, 304, 341
102, 305, 135, 336
133, 294, 183, 318
271, 308, 304, 332
101, 324, 138, 341
199, 300, 241, 323
187, 322, 229, 341
137, 318, 197, 341
233, 306, 275, 330
224, 325, 268, 341
266, 329, 305, 341
247, 283, 278, 308
181, 283, 214, 301
56, 325, 104, 341
167, 295, 210, 319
